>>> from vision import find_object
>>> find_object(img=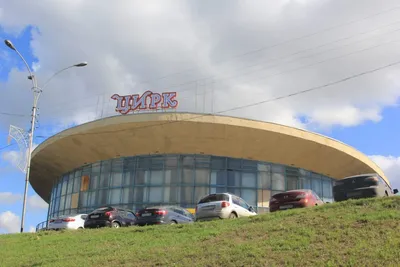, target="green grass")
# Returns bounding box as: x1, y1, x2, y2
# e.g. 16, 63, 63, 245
2, 197, 400, 267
